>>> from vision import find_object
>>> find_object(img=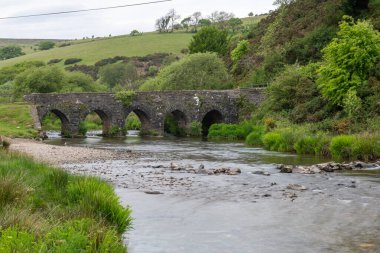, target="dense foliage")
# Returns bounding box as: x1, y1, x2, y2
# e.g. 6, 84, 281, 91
188, 27, 229, 55
0, 45, 25, 60
140, 53, 232, 91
